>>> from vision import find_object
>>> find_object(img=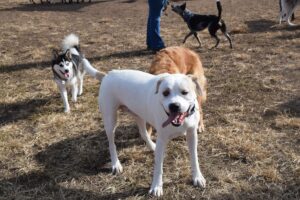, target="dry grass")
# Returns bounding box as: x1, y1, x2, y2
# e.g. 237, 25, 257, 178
0, 0, 299, 199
